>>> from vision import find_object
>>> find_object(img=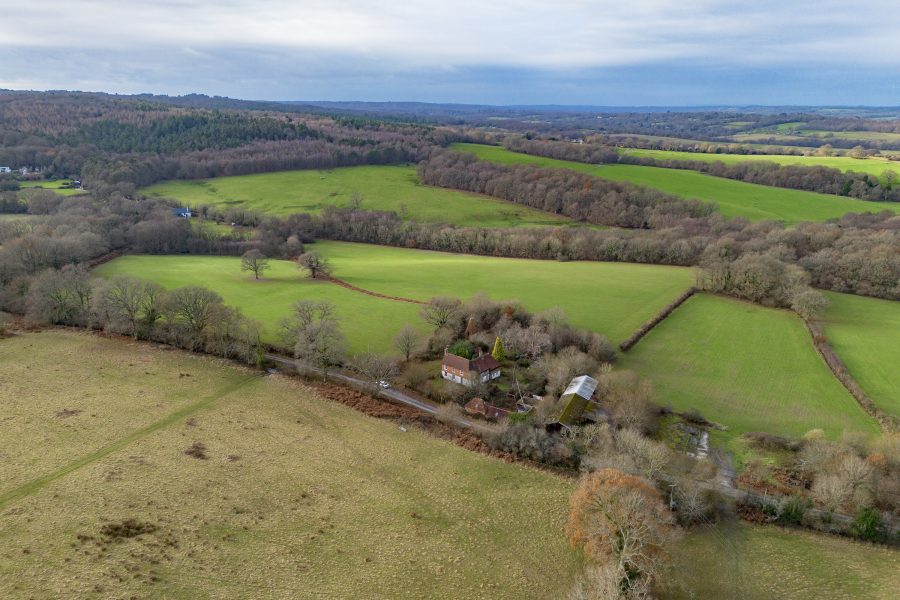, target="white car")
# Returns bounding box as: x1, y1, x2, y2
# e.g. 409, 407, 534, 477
377, 380, 391, 389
